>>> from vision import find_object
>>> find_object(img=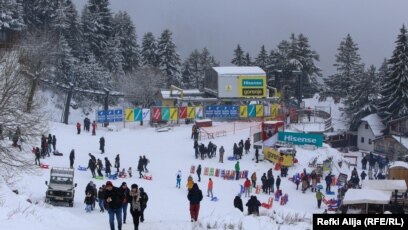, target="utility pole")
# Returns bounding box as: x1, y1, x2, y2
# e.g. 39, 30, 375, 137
104, 88, 110, 127
63, 83, 74, 124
